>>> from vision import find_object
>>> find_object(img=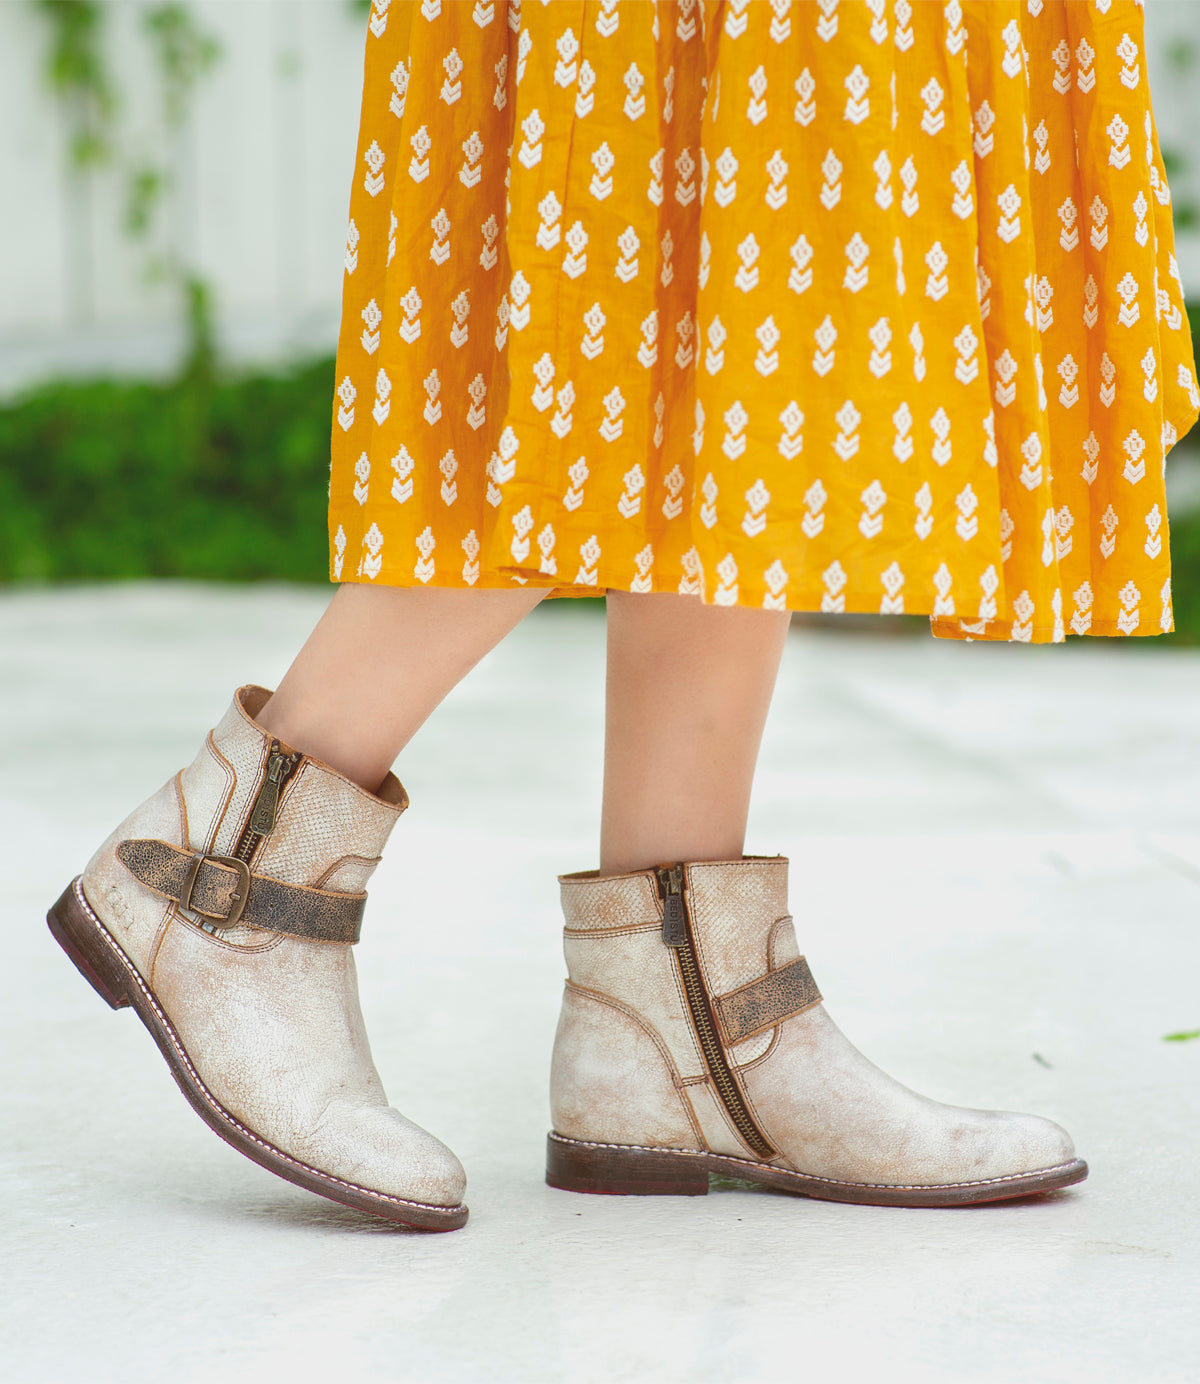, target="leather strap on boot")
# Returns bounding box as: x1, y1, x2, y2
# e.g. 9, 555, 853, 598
116, 839, 366, 943
714, 958, 823, 1046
